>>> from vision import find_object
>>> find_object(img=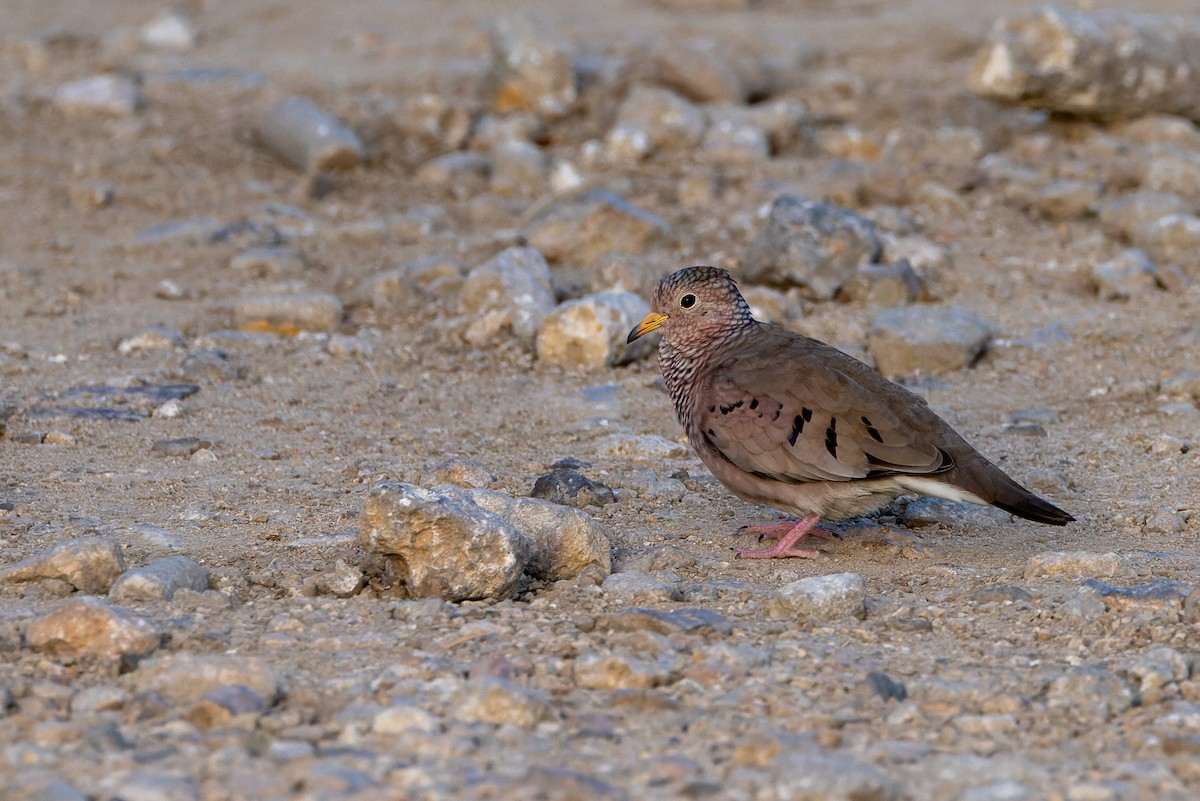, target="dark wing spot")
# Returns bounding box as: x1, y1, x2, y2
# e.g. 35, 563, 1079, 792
802, 407, 813, 422
787, 414, 805, 447
861, 416, 885, 444
825, 417, 838, 459
718, 400, 744, 415
749, 398, 759, 410
709, 405, 716, 413
771, 403, 782, 422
